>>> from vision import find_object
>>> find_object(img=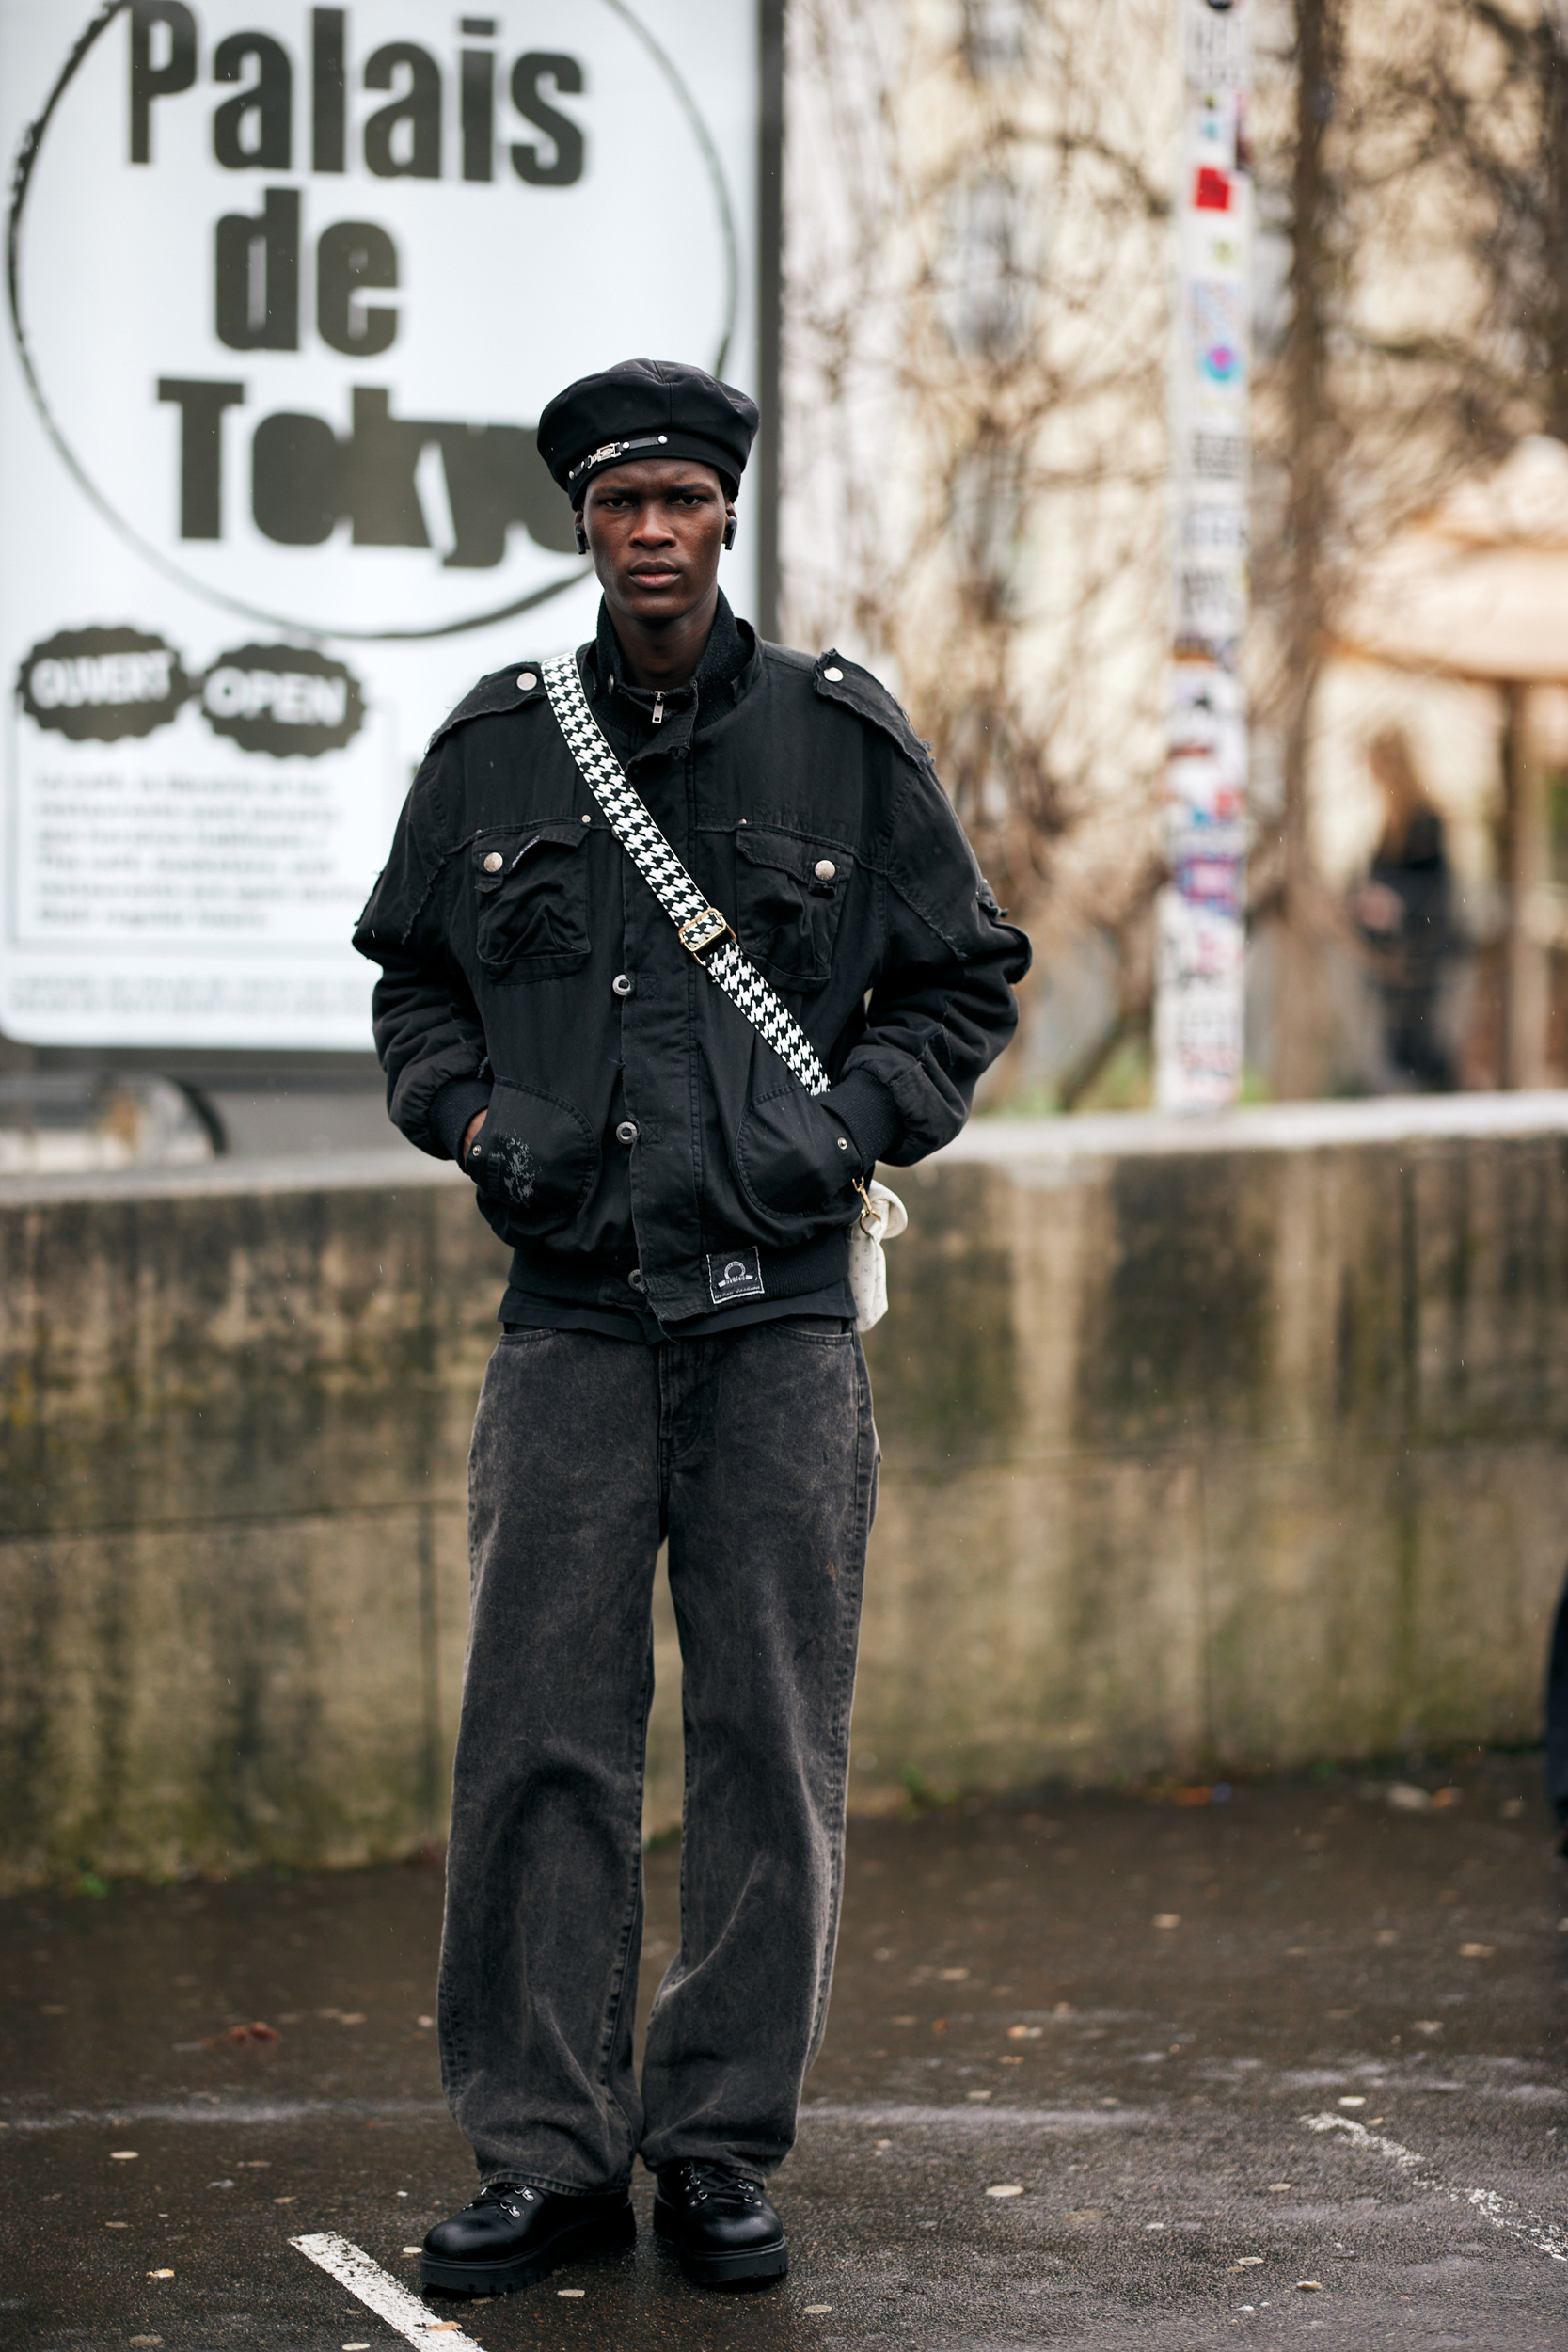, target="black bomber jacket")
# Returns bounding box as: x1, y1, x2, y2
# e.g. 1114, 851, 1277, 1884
353, 597, 1031, 1329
